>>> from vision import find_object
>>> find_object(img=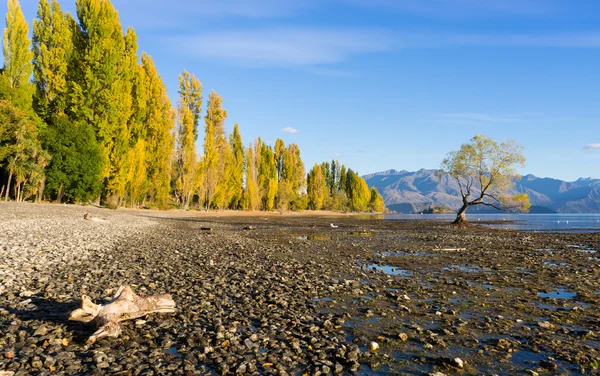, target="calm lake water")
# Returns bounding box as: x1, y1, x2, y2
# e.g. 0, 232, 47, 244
384, 213, 600, 233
